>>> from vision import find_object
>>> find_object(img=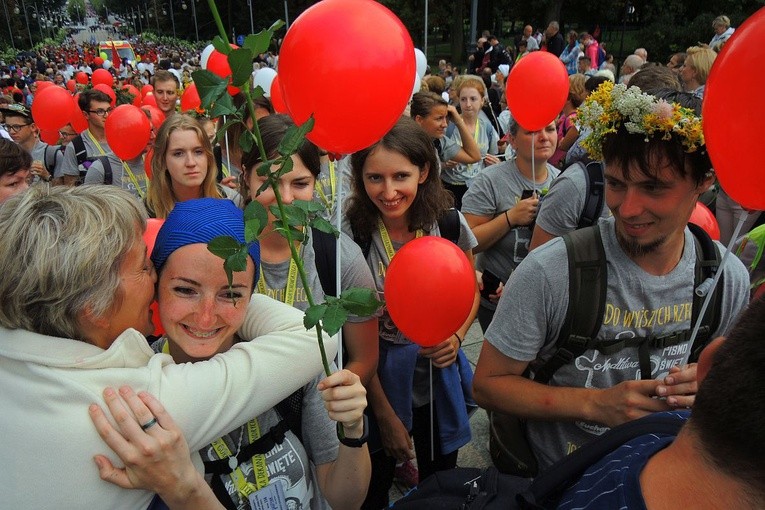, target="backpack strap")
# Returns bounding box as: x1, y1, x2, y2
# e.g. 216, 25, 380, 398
72, 134, 89, 182
532, 225, 606, 384
687, 222, 723, 363
43, 144, 58, 174
519, 412, 686, 508
311, 227, 338, 297
437, 208, 461, 244
577, 161, 605, 229
213, 144, 224, 182
275, 387, 304, 444
99, 156, 113, 185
